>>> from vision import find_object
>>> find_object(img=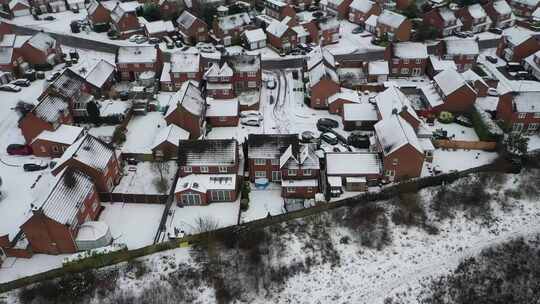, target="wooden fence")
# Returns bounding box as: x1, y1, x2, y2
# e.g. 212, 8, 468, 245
98, 192, 168, 204
434, 139, 498, 151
